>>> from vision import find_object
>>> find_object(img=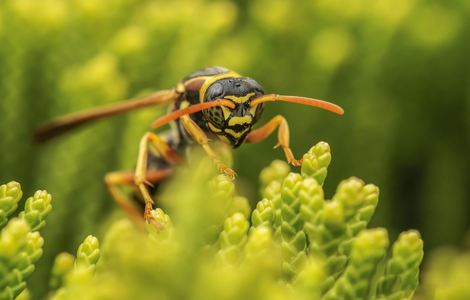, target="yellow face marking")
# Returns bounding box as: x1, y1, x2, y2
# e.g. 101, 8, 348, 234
221, 106, 231, 120
207, 122, 222, 133
225, 92, 255, 104
249, 104, 258, 116
228, 116, 252, 127
199, 71, 241, 103
179, 101, 190, 109
225, 127, 250, 138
